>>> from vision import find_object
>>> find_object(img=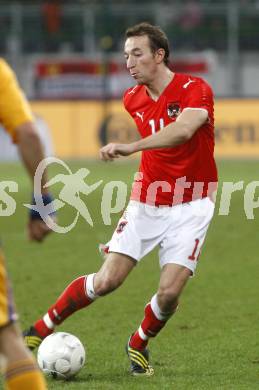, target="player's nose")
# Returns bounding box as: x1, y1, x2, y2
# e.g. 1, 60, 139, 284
126, 56, 136, 69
